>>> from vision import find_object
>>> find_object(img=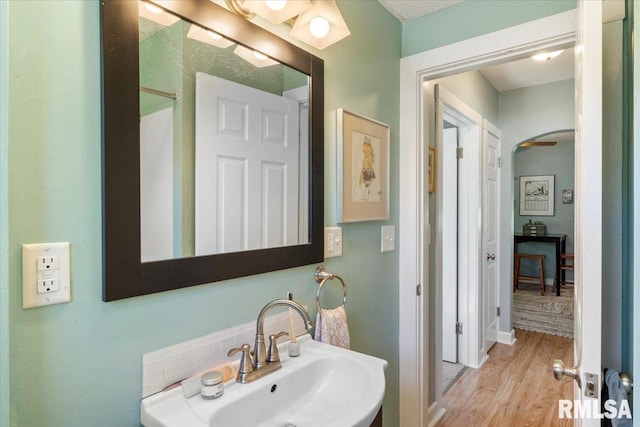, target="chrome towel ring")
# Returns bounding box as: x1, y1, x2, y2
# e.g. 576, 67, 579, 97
314, 266, 347, 312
